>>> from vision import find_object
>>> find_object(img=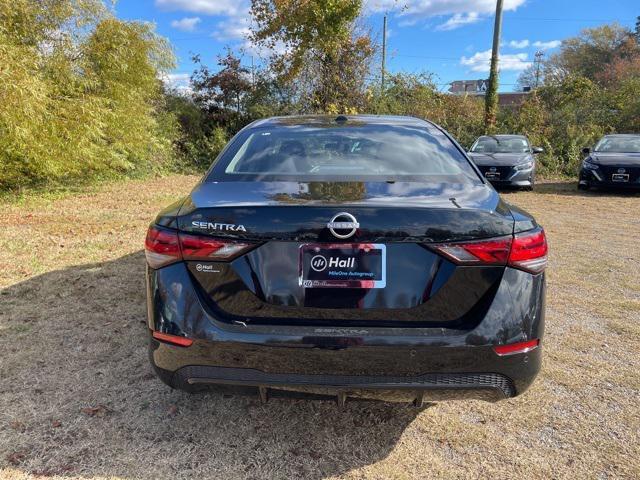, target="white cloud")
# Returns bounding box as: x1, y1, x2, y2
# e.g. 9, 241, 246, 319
508, 39, 530, 49
460, 49, 531, 72
160, 72, 192, 94
170, 17, 201, 31
533, 40, 561, 50
212, 11, 251, 41
367, 0, 526, 29
436, 12, 480, 31
155, 0, 241, 16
